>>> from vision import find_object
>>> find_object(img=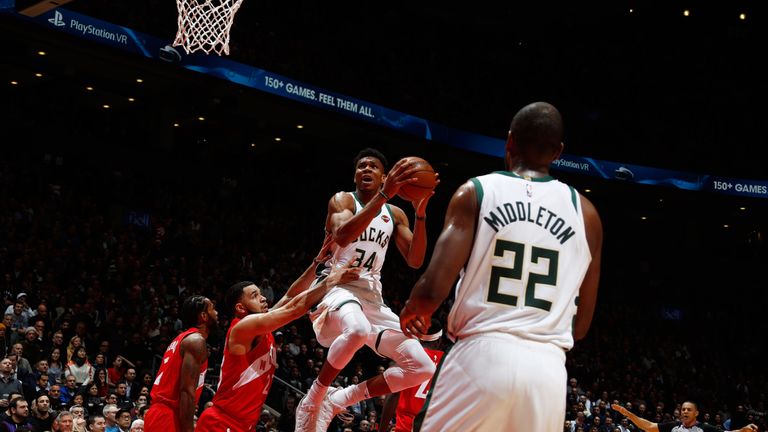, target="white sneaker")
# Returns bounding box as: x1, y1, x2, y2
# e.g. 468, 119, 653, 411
315, 387, 351, 432
294, 394, 318, 432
